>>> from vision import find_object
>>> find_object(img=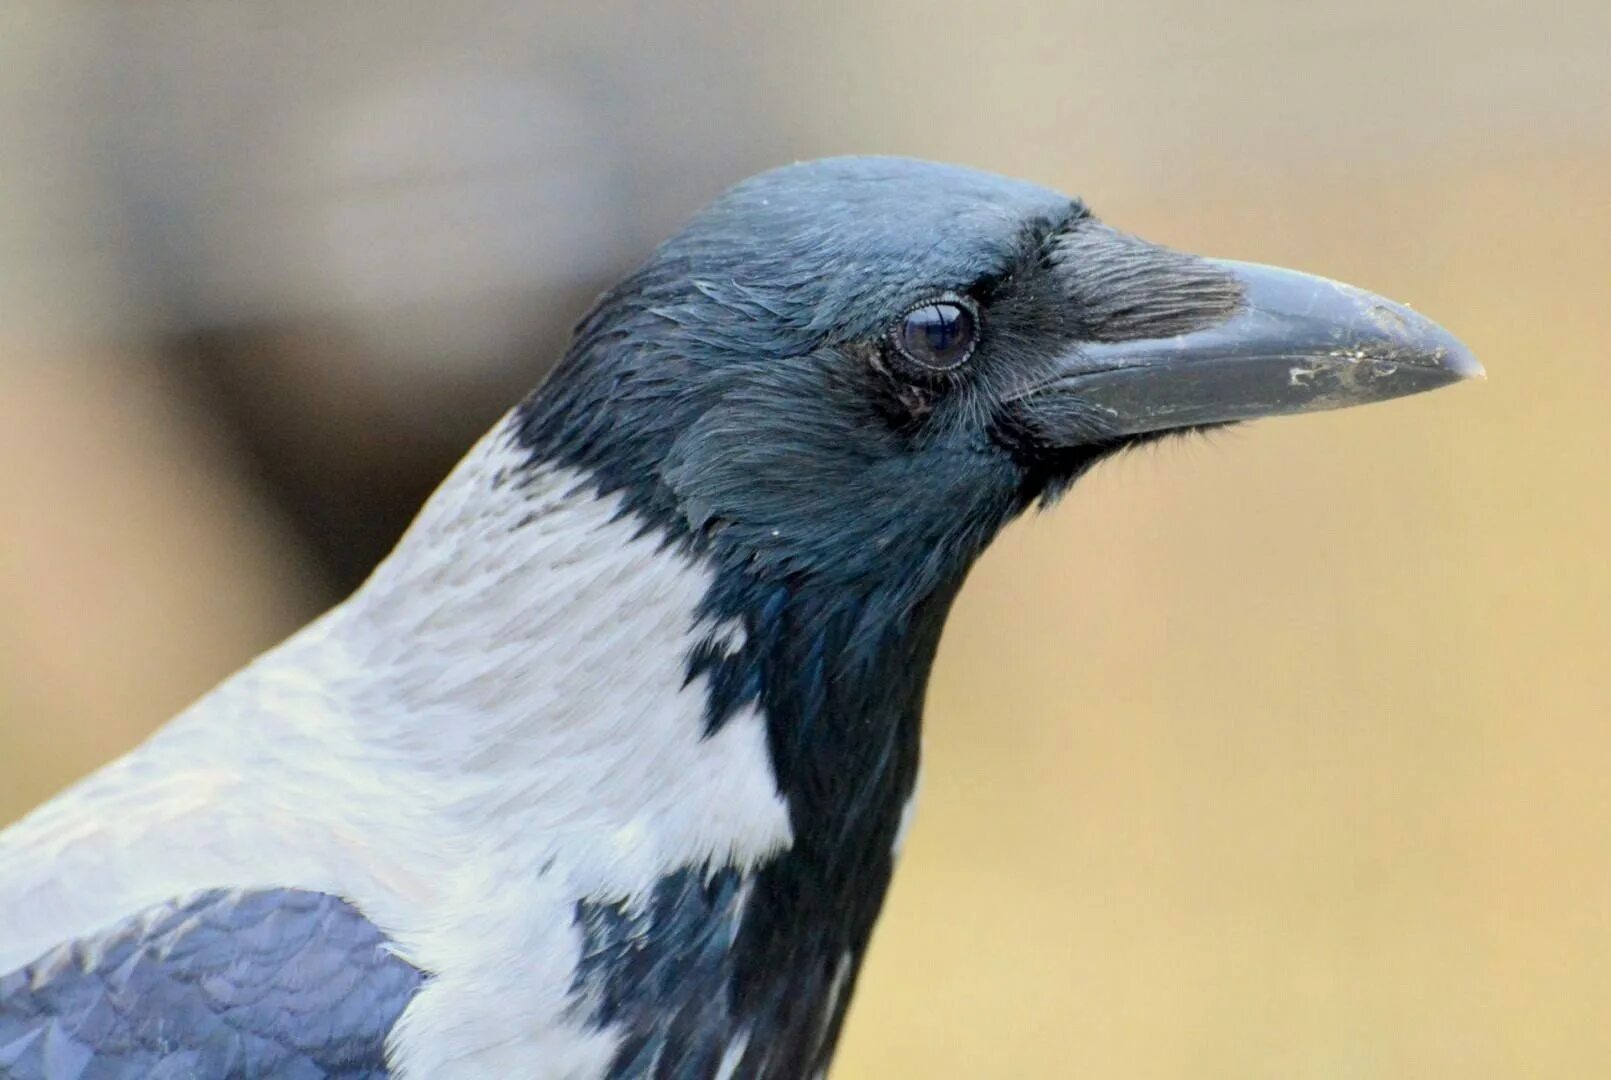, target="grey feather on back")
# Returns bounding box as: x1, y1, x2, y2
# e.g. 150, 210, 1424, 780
0, 888, 423, 1079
